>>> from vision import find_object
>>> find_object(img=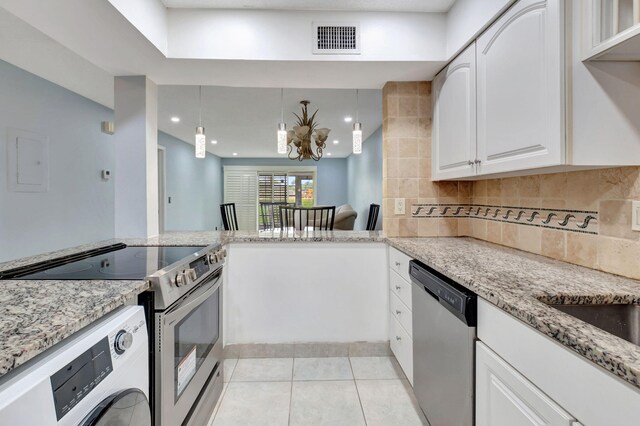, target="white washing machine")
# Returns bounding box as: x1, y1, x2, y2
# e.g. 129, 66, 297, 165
0, 305, 150, 426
